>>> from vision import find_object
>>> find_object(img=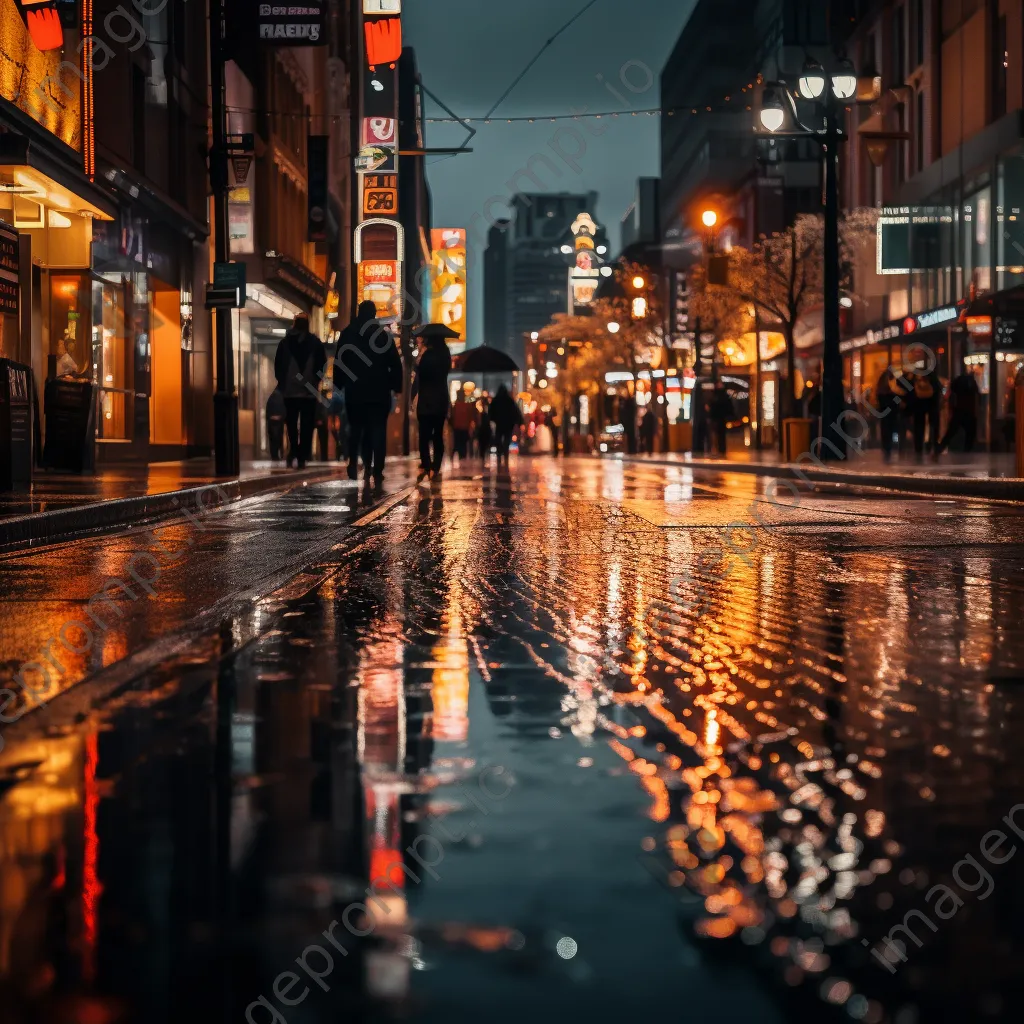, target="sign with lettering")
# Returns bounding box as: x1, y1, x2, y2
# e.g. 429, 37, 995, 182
258, 3, 326, 45
0, 219, 18, 317
362, 173, 397, 215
